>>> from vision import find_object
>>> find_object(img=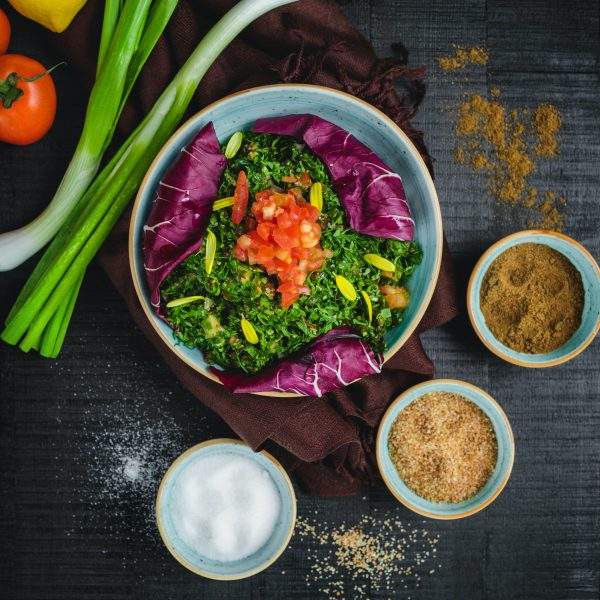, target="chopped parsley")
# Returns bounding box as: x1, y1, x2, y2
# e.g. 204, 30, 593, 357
161, 133, 422, 374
